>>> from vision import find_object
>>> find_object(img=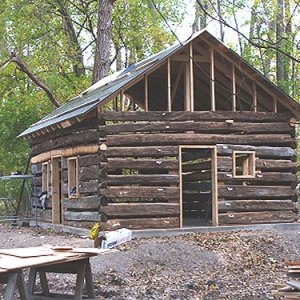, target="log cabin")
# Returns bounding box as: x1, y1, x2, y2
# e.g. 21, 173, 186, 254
19, 29, 300, 230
